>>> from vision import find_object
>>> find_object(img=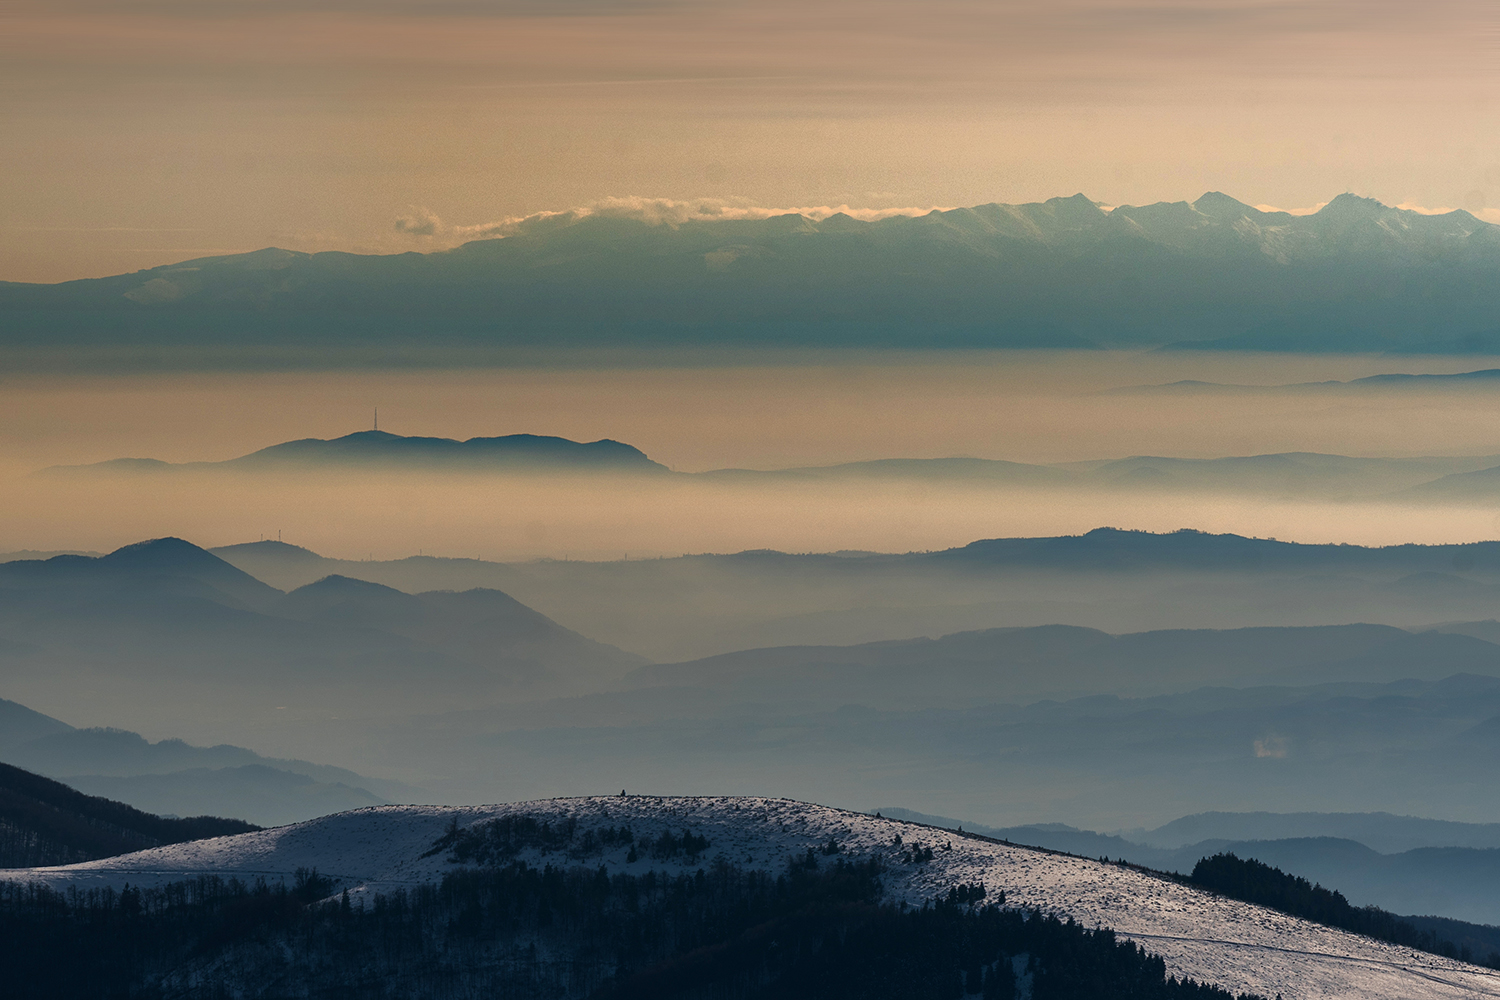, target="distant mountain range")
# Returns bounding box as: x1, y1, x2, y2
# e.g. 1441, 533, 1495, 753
624, 622, 1500, 708
23, 531, 1500, 706
45, 430, 666, 475
200, 527, 1500, 661
5, 192, 1500, 354
43, 431, 1500, 504
0, 537, 644, 745
1114, 369, 1500, 394
0, 696, 410, 826
15, 531, 1500, 907
0, 758, 255, 868
880, 807, 1500, 927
